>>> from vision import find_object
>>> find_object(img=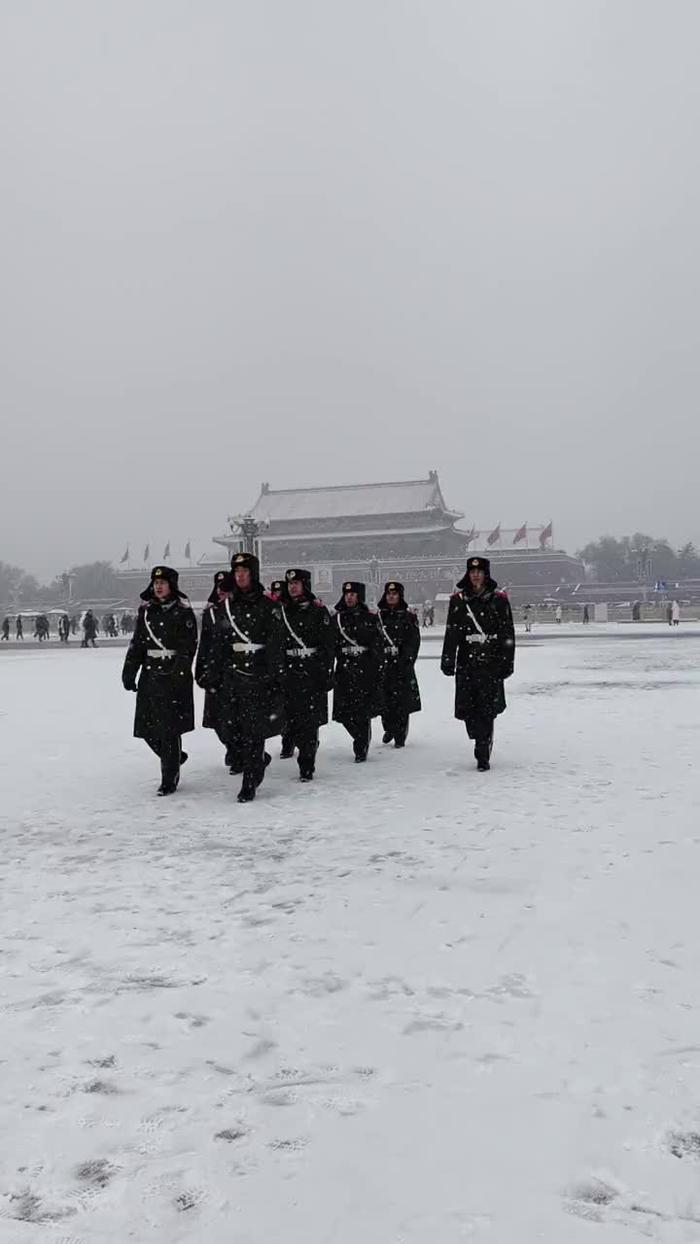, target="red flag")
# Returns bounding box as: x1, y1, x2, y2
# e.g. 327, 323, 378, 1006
119, 545, 129, 564
539, 521, 553, 549
487, 523, 501, 546
513, 523, 527, 545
